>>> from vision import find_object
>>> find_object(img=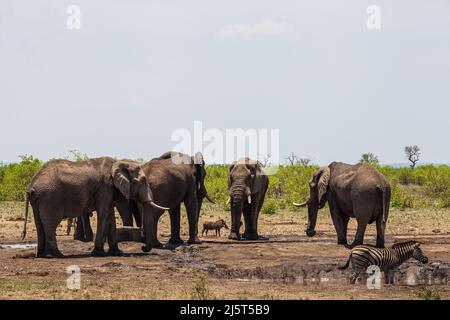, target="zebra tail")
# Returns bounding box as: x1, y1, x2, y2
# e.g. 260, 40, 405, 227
338, 254, 351, 270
